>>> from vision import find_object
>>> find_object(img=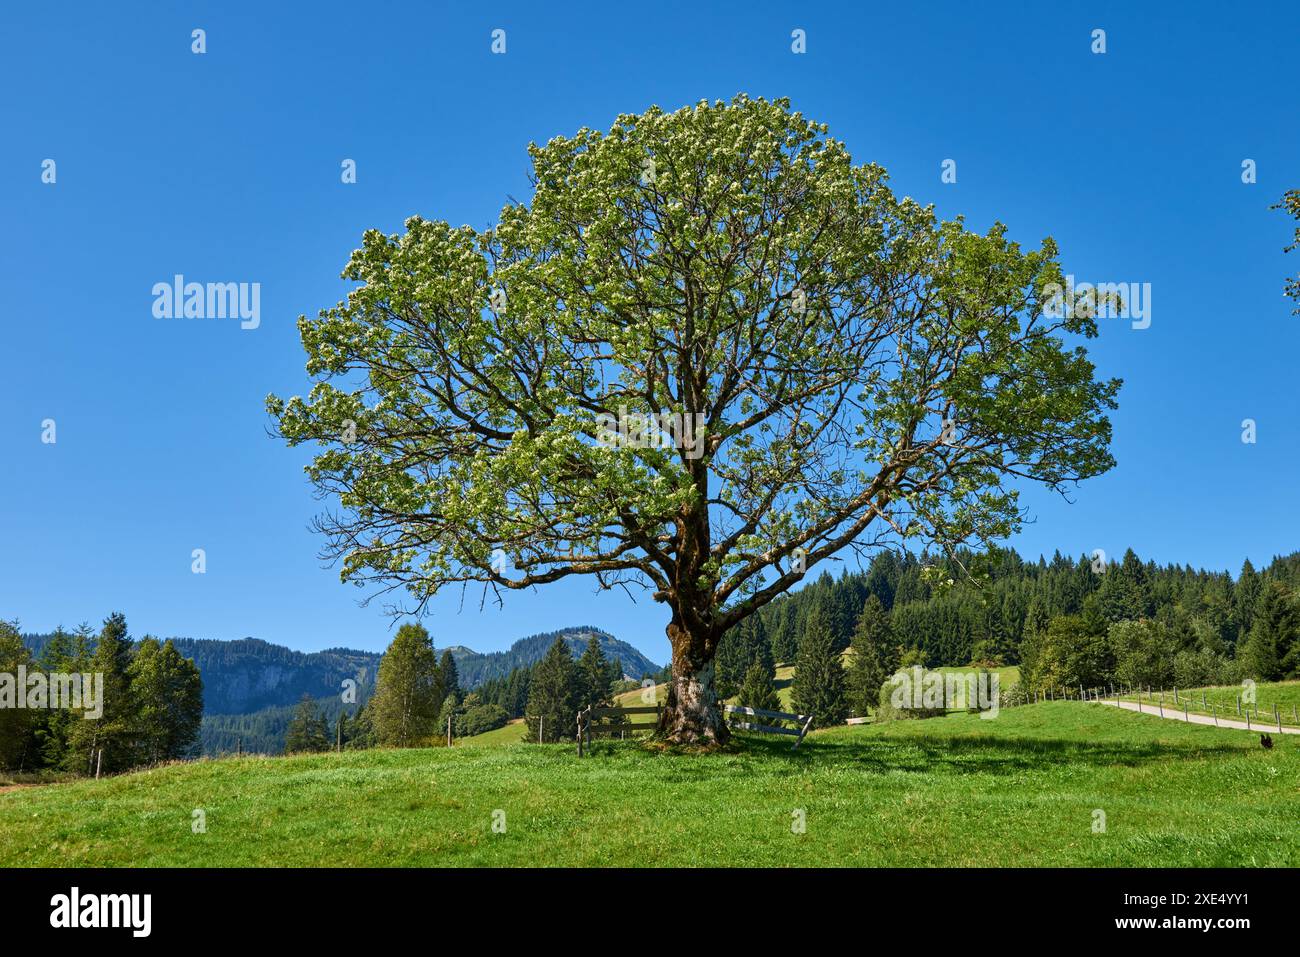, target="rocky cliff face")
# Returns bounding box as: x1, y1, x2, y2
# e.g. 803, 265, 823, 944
171, 639, 380, 714
24, 628, 661, 717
